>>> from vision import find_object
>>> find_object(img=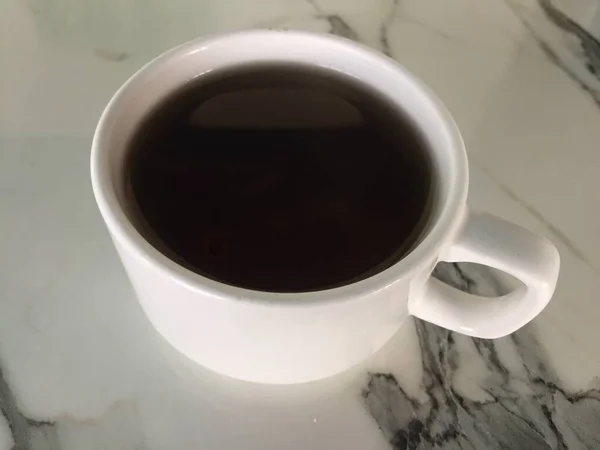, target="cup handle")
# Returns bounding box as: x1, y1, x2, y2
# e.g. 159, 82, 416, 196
408, 212, 560, 338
